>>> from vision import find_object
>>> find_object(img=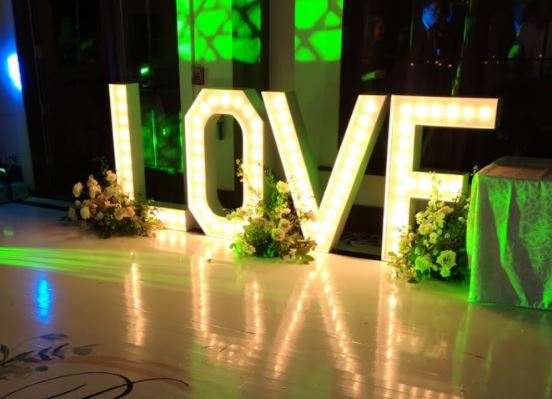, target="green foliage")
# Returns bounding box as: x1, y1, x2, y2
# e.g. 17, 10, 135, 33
227, 160, 316, 264
389, 175, 470, 283
67, 162, 163, 239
